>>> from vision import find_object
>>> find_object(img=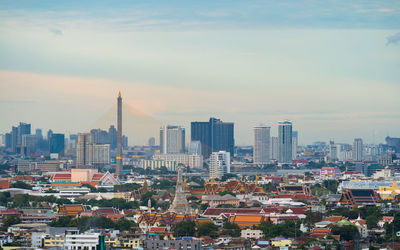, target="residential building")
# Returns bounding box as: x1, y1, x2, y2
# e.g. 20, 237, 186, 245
50, 133, 65, 156
271, 136, 279, 160
320, 167, 341, 179
292, 130, 298, 160
160, 125, 185, 154
278, 120, 292, 164
64, 230, 101, 250
209, 151, 230, 179
241, 229, 263, 239
253, 125, 271, 164
191, 117, 234, 158
353, 138, 363, 162
143, 239, 202, 250
153, 154, 203, 169
139, 159, 177, 171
